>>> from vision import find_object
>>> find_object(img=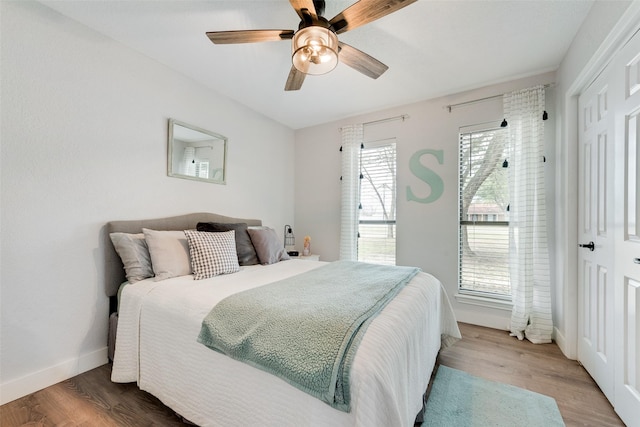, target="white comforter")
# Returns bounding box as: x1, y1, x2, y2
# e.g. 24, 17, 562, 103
112, 260, 460, 427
